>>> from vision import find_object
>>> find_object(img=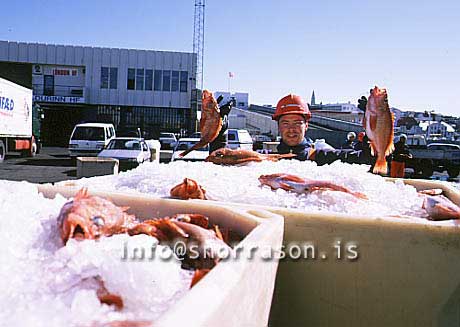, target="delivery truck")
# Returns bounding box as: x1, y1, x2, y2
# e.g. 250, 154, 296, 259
0, 76, 39, 162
